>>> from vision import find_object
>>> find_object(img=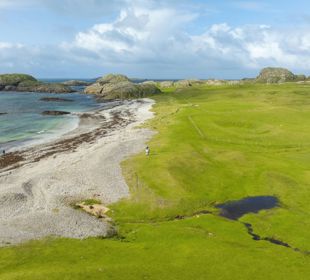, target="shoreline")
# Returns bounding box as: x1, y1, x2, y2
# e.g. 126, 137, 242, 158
0, 99, 123, 168
0, 115, 80, 153
0, 99, 122, 154
0, 90, 105, 153
0, 98, 155, 246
